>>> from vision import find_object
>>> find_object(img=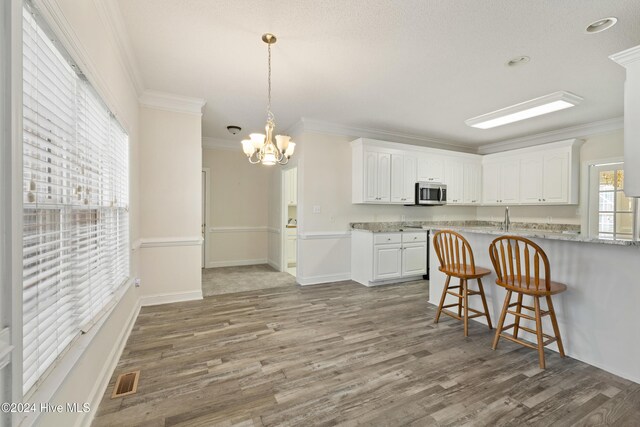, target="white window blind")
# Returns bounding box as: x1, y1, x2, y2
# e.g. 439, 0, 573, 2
22, 6, 129, 394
